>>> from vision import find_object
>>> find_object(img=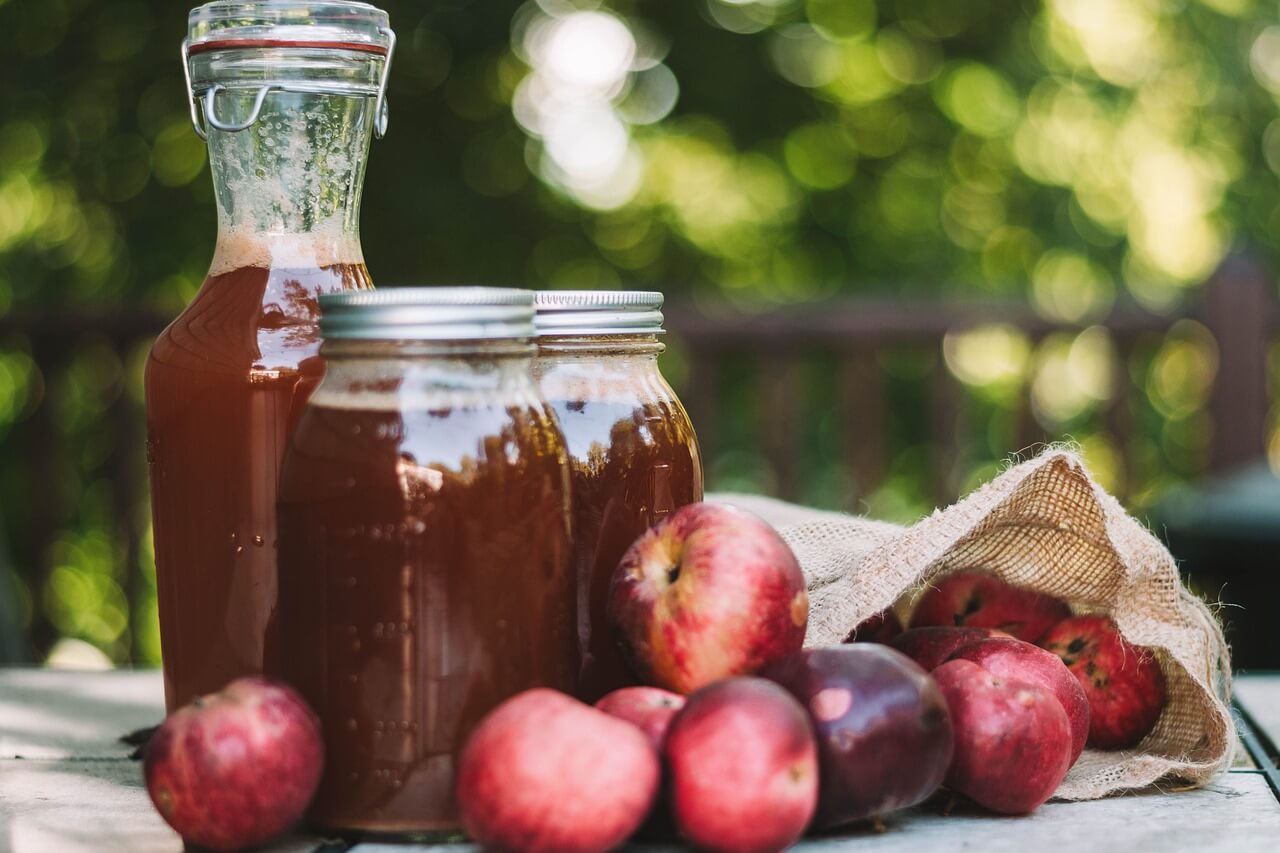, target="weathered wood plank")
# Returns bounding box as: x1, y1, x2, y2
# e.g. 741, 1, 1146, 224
788, 774, 1280, 852
0, 669, 161, 760
1236, 675, 1280, 753
3, 670, 1279, 853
